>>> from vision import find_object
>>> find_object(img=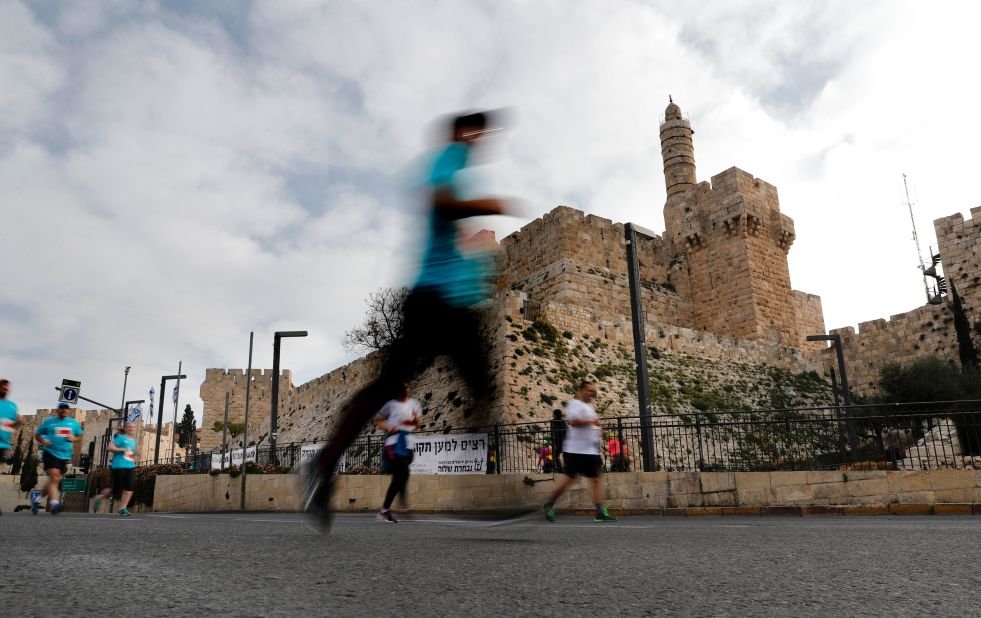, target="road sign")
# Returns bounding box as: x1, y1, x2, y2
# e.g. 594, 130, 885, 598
59, 379, 81, 405
60, 478, 86, 493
